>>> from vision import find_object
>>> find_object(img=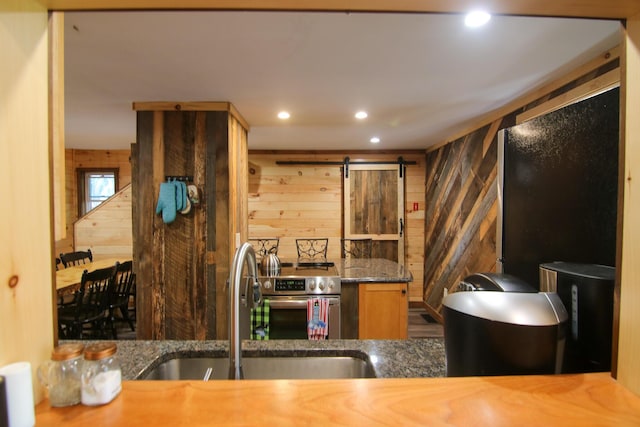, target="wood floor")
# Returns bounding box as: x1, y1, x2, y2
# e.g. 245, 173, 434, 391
408, 307, 444, 339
